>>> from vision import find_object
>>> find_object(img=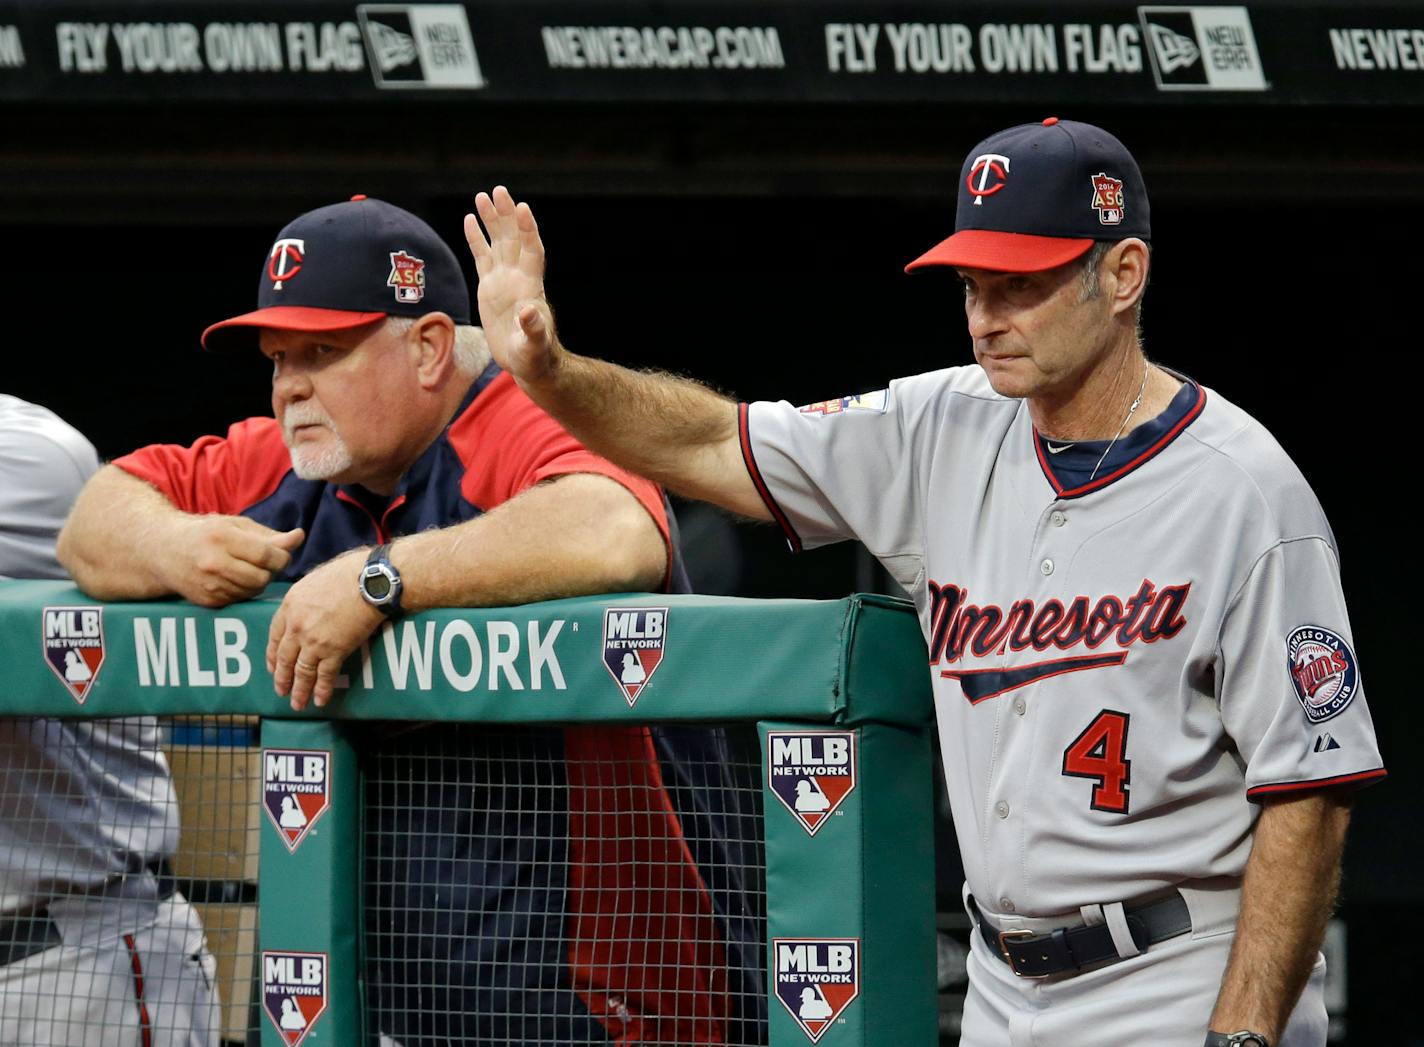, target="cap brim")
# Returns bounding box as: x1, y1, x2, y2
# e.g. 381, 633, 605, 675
201, 306, 387, 353
905, 230, 1094, 274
